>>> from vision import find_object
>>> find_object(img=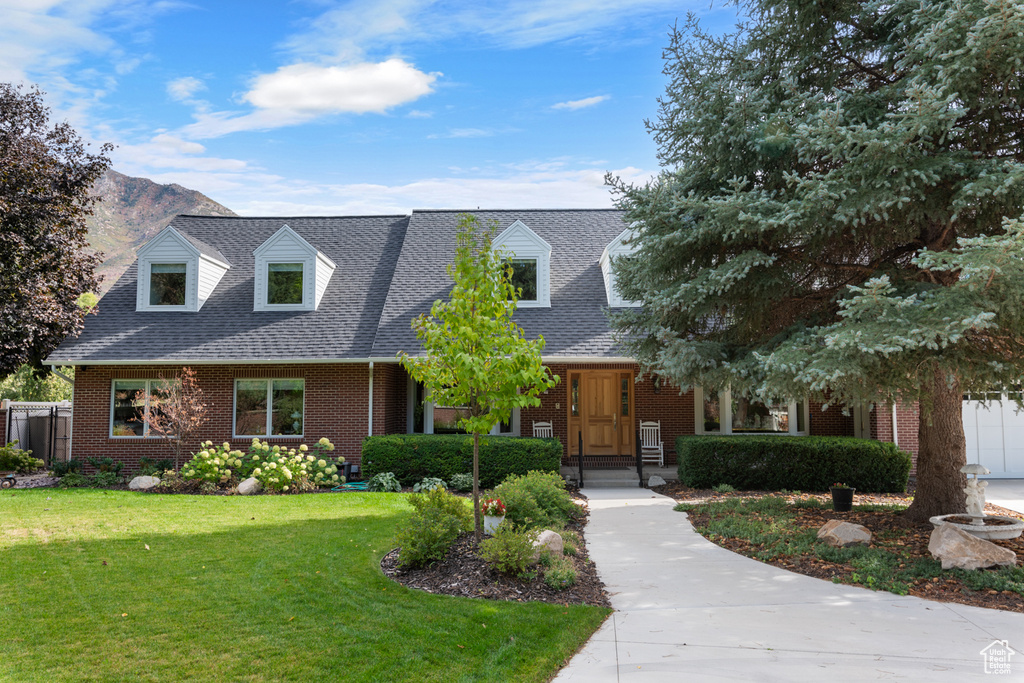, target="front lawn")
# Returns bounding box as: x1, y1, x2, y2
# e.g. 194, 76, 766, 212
0, 490, 608, 682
